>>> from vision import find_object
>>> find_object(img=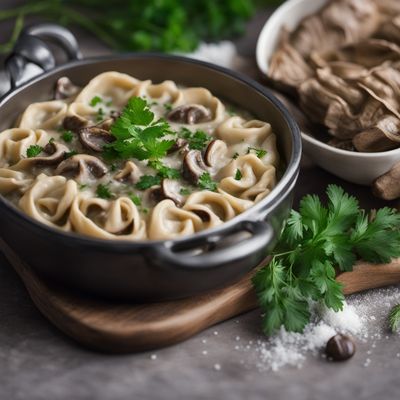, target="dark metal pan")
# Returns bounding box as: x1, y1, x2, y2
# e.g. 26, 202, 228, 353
0, 24, 301, 300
